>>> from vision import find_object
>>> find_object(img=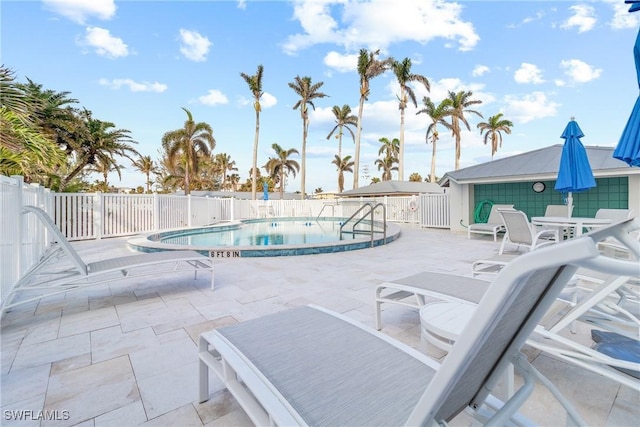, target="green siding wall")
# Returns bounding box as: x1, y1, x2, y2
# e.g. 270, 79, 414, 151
474, 177, 628, 218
